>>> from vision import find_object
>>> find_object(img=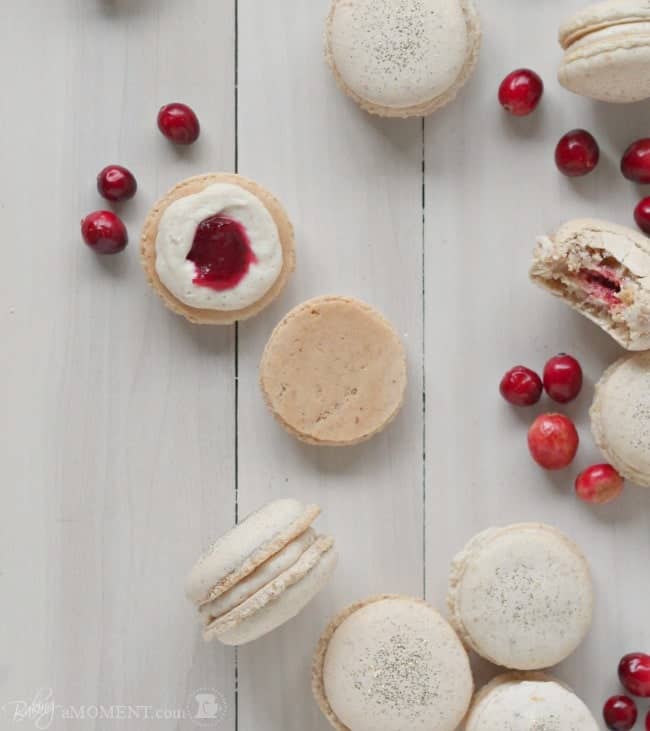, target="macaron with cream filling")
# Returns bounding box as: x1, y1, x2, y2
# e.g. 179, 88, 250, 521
325, 0, 481, 117
313, 594, 473, 731
141, 173, 295, 324
558, 0, 650, 103
448, 523, 594, 670
591, 351, 650, 487
186, 498, 337, 645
